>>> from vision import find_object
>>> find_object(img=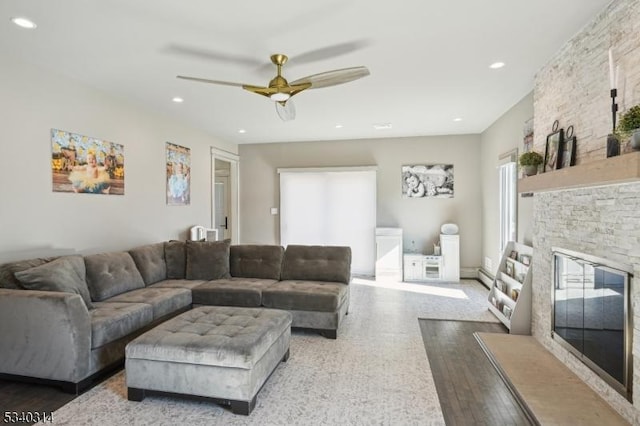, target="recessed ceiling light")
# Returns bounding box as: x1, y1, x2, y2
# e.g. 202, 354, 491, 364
335, 124, 344, 129
489, 62, 505, 69
453, 117, 463, 122
373, 123, 392, 130
172, 97, 184, 103
238, 129, 246, 134
10, 17, 37, 29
